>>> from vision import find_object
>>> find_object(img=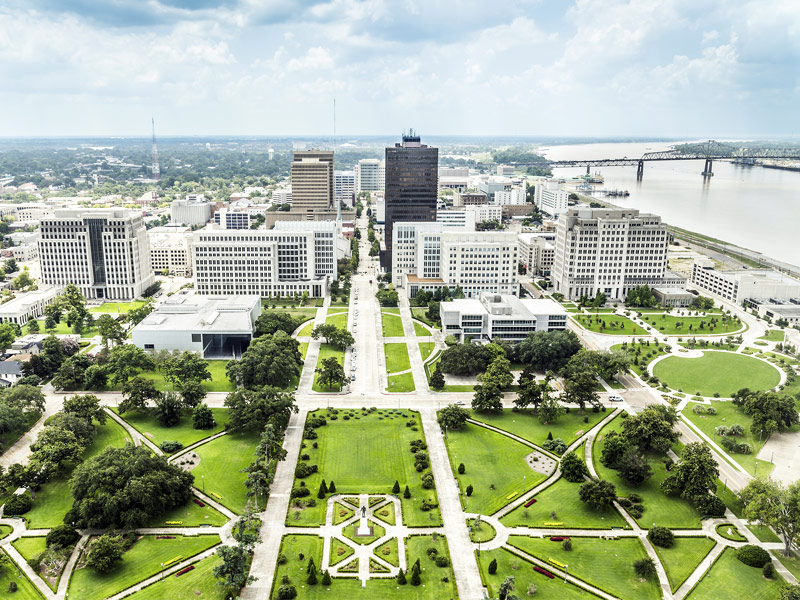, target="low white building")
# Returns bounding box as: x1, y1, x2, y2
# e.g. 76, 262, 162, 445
436, 205, 503, 230
494, 187, 526, 206
214, 209, 251, 230
171, 197, 212, 227
533, 180, 569, 217
440, 293, 567, 342
0, 286, 63, 326
691, 259, 800, 305
518, 232, 556, 276
131, 295, 261, 359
